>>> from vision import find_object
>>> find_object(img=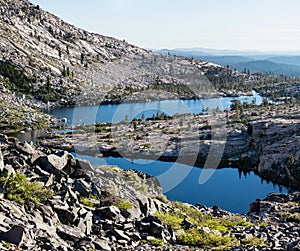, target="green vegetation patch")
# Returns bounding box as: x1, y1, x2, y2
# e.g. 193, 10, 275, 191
0, 60, 34, 94
148, 237, 164, 247
114, 199, 133, 210
177, 228, 235, 250
0, 172, 54, 204
154, 201, 266, 250
79, 197, 95, 208
241, 236, 266, 246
